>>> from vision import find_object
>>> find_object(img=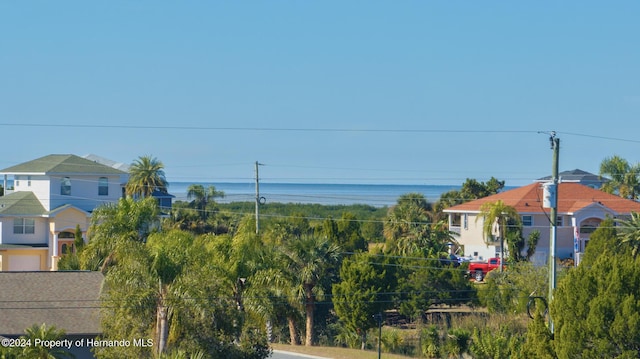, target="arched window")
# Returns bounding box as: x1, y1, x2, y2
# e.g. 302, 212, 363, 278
61, 177, 71, 196
98, 177, 109, 196
61, 243, 69, 254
